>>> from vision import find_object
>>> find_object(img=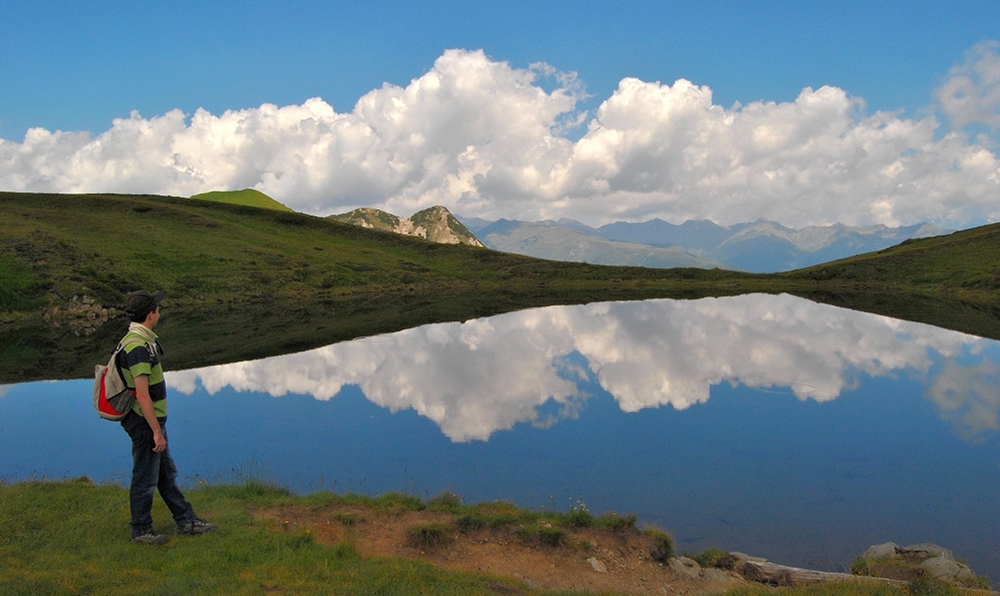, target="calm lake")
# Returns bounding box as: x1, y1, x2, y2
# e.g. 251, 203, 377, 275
2, 293, 999, 581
